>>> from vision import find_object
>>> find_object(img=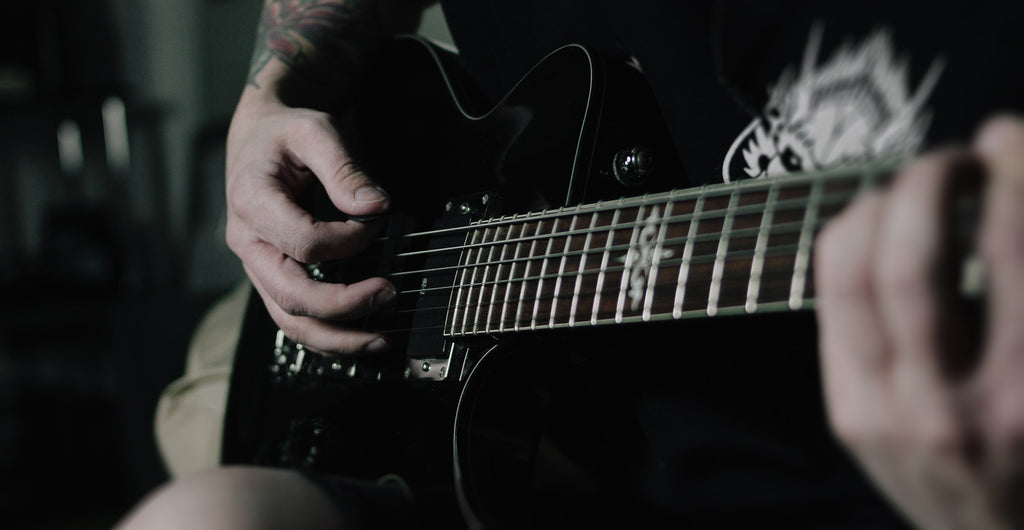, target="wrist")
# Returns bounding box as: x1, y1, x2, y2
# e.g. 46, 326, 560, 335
245, 56, 357, 112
